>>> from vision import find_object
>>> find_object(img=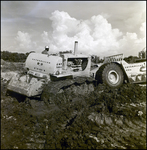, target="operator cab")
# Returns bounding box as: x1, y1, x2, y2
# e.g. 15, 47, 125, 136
50, 41, 92, 80
60, 53, 90, 73
50, 53, 92, 81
